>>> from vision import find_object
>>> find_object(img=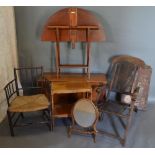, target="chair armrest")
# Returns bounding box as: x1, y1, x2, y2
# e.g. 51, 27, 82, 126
121, 86, 141, 102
